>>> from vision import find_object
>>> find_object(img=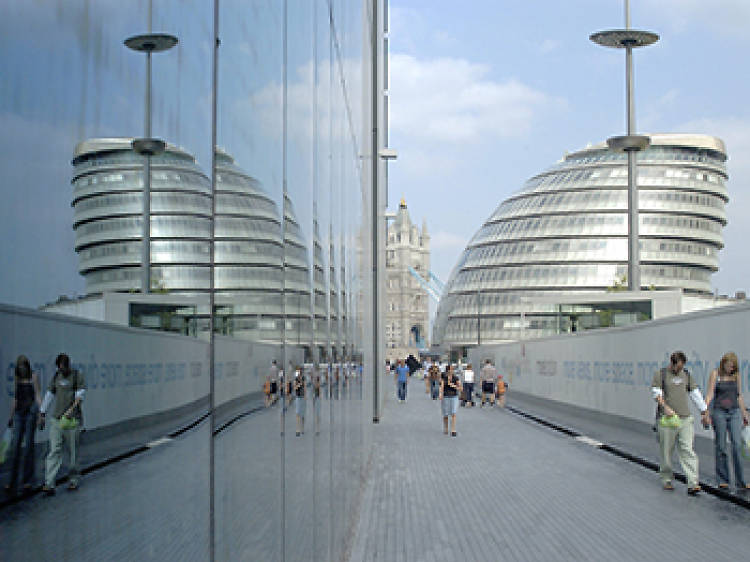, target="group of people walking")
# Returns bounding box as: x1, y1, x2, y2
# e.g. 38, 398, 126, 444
5, 353, 85, 497
389, 357, 507, 437
264, 361, 356, 437
653, 350, 749, 495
